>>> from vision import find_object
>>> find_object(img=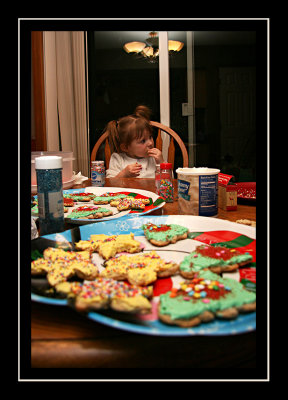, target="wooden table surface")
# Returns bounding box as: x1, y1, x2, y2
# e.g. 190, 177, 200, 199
30, 178, 257, 375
